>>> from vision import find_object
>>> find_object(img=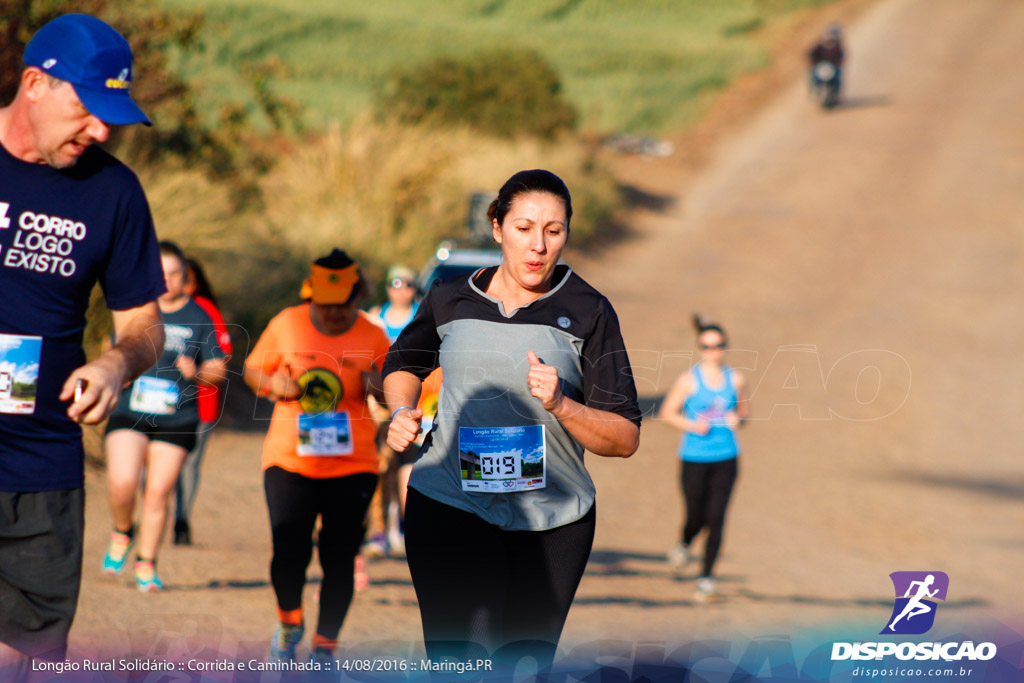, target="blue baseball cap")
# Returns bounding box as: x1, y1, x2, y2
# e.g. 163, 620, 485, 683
24, 14, 151, 126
